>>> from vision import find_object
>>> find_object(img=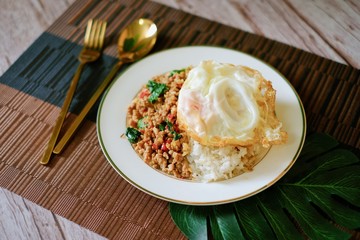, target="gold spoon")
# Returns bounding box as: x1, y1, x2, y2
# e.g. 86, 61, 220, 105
53, 18, 157, 154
